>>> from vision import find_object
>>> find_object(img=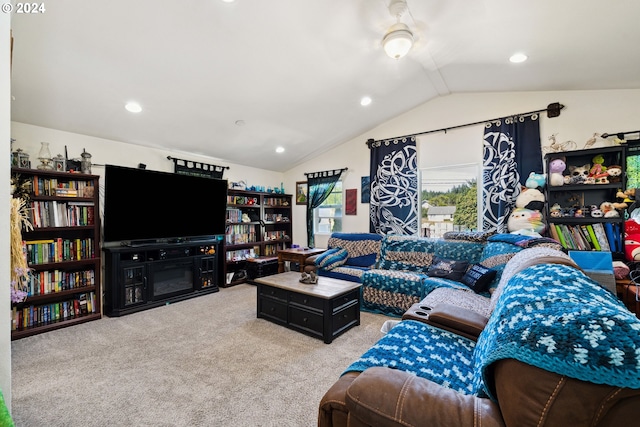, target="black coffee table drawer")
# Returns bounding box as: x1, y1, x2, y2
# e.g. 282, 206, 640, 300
289, 306, 324, 338
258, 296, 287, 323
